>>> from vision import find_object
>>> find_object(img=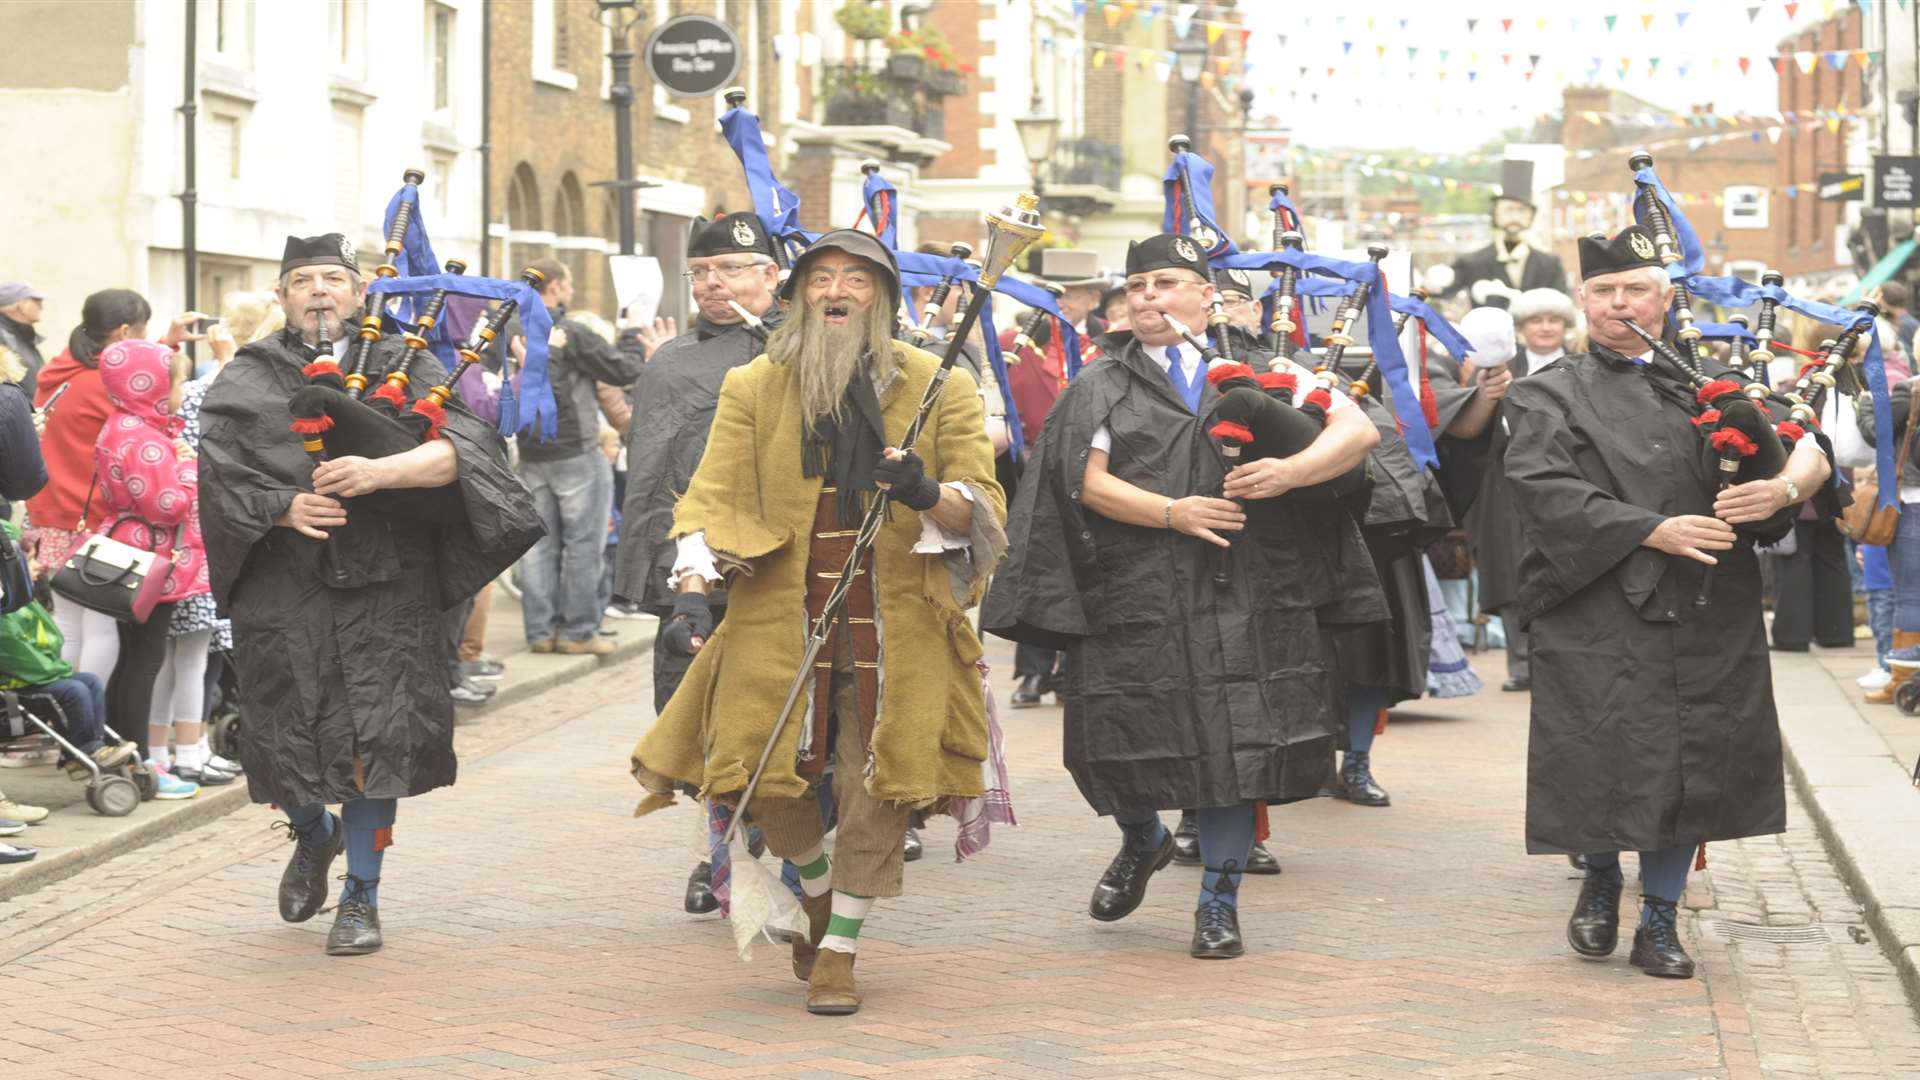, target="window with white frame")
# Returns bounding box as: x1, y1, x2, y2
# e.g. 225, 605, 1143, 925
328, 1, 366, 80
1724, 186, 1770, 230
428, 2, 456, 114
204, 112, 244, 195
651, 0, 689, 123
206, 0, 252, 67
532, 0, 578, 90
